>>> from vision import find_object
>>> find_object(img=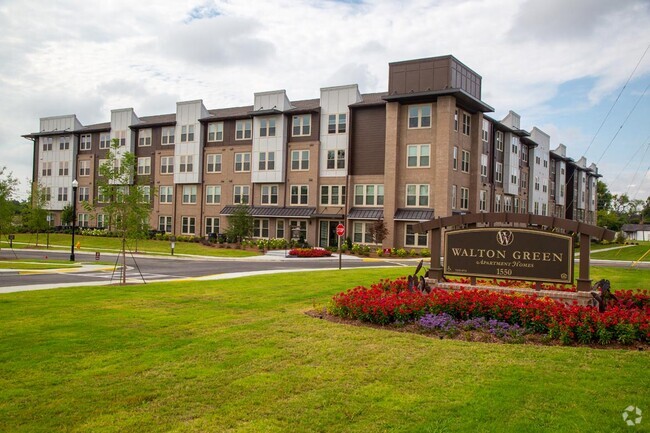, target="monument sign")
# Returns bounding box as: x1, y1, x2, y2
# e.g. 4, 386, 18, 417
444, 228, 573, 283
